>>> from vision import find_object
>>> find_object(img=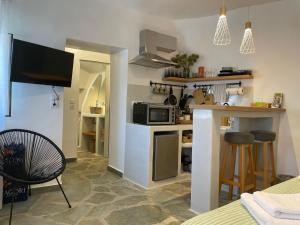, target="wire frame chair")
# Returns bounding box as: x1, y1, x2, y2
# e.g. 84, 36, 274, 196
0, 129, 71, 225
